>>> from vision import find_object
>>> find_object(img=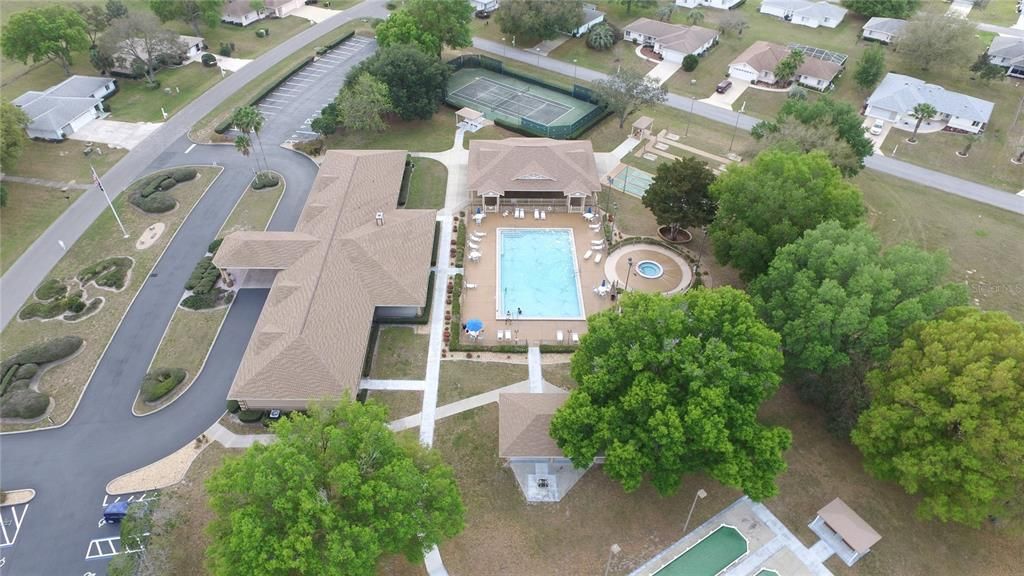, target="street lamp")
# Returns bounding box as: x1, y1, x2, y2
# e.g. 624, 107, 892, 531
728, 101, 746, 153
682, 488, 708, 536
604, 543, 622, 576
501, 37, 506, 58
573, 58, 578, 82
623, 256, 635, 292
